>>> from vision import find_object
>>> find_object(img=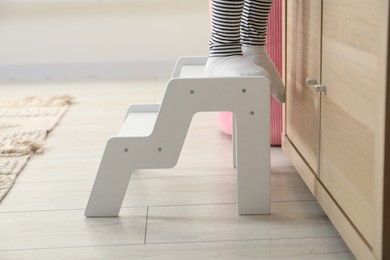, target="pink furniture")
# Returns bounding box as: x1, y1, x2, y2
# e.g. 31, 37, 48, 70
211, 0, 283, 145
